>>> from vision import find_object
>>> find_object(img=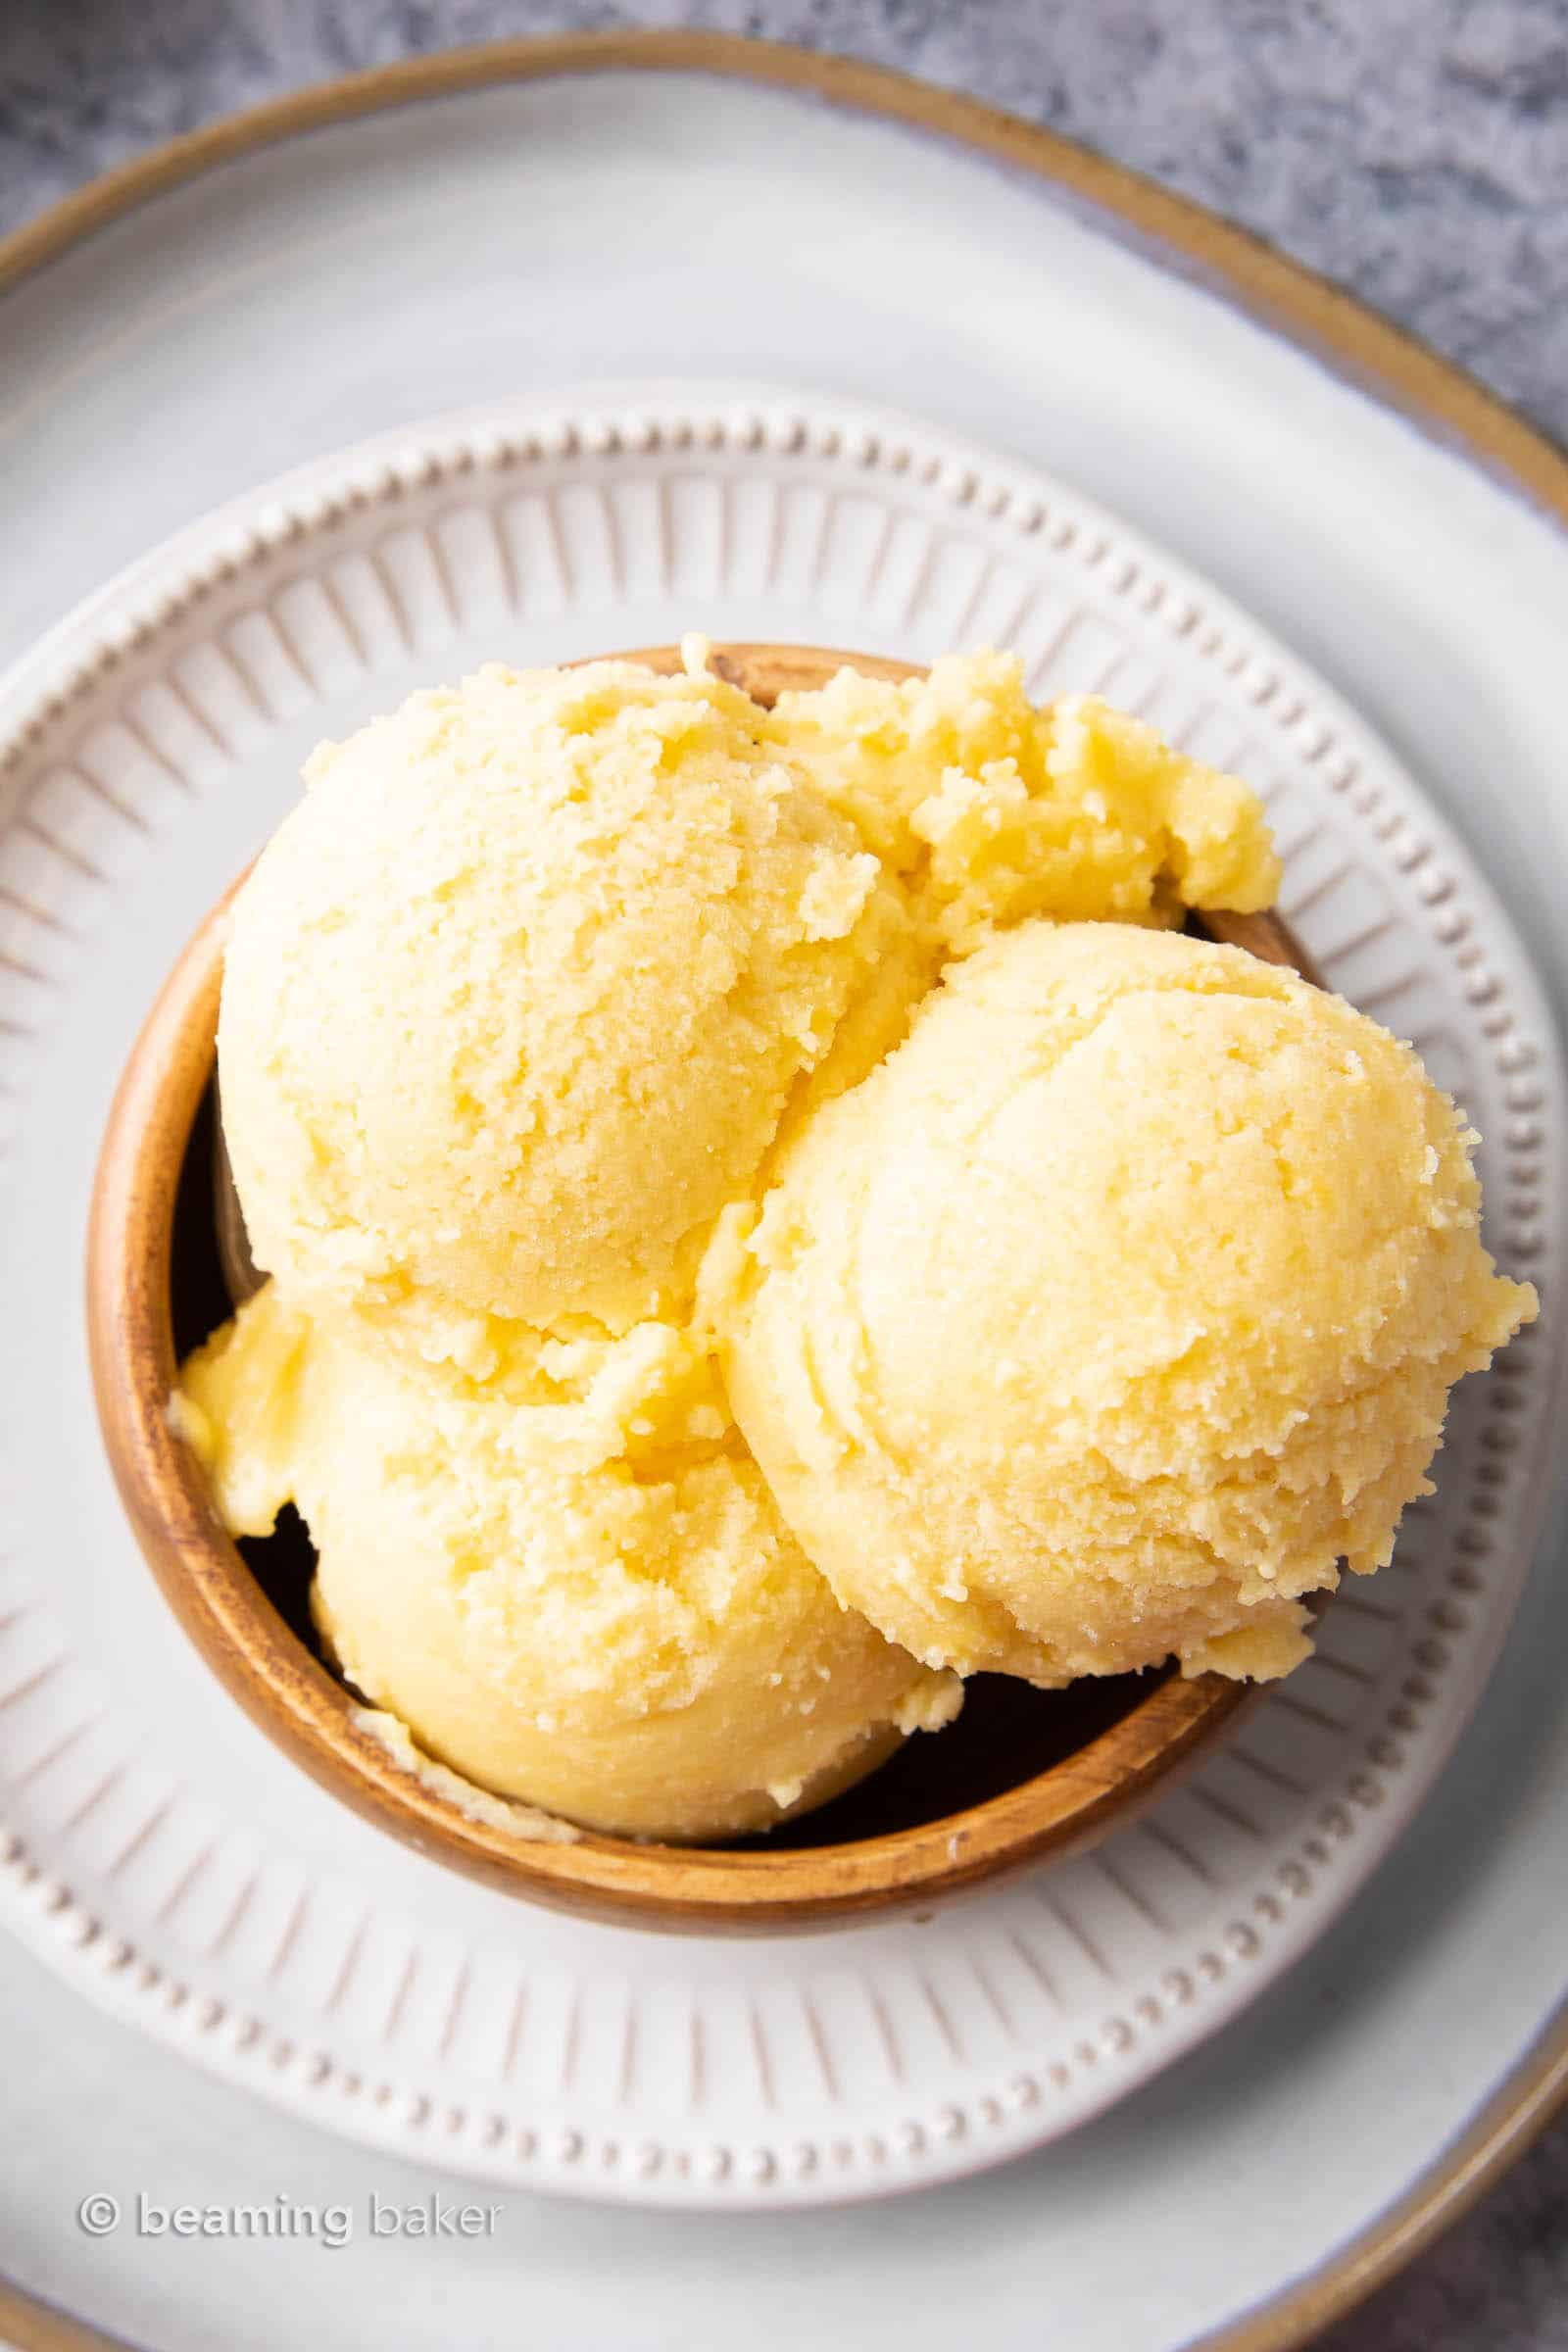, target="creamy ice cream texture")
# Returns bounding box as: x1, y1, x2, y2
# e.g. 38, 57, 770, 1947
219, 658, 903, 1337
709, 922, 1535, 1683
182, 644, 1532, 1839
176, 1287, 957, 1840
